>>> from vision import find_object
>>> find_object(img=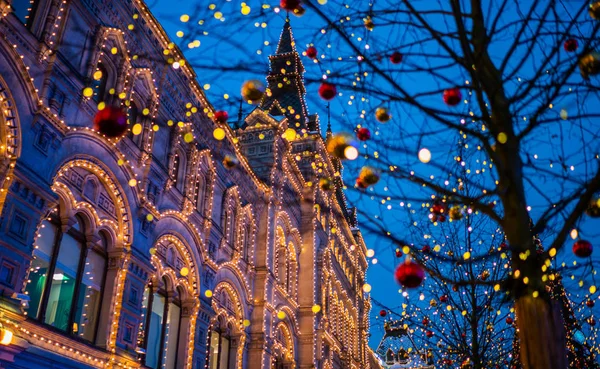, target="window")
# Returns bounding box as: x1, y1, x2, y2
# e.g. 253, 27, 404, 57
207, 329, 233, 369
24, 216, 107, 343
141, 282, 182, 369
92, 65, 109, 103
195, 176, 206, 213
12, 0, 39, 26
172, 153, 185, 192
